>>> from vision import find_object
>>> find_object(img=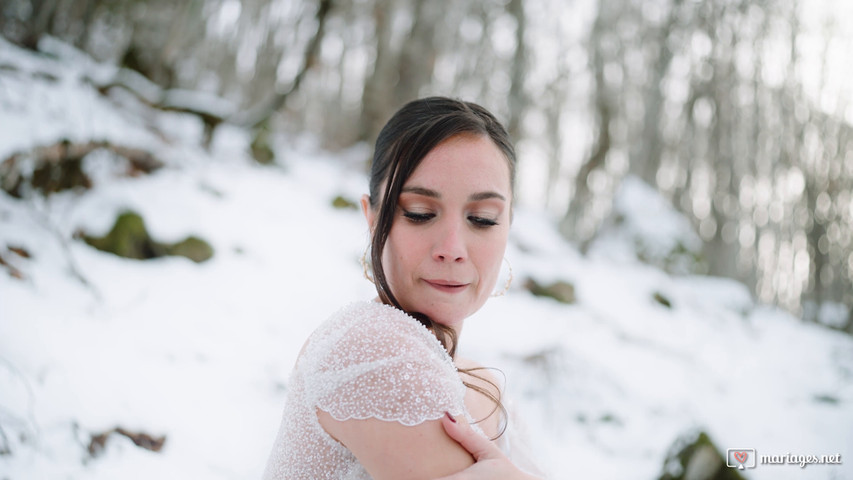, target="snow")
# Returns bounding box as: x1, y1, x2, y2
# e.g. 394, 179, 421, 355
587, 175, 705, 275
0, 36, 162, 161
1, 39, 852, 480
